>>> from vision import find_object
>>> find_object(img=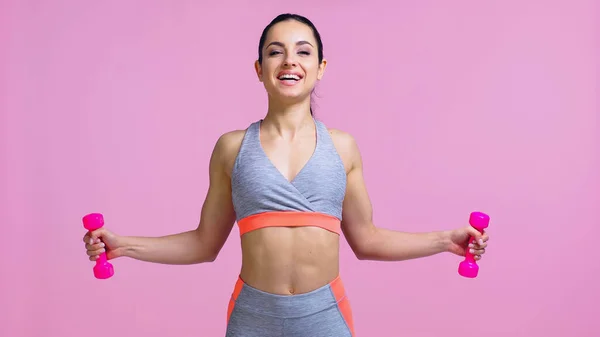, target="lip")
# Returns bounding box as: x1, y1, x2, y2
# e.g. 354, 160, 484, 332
276, 70, 304, 80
